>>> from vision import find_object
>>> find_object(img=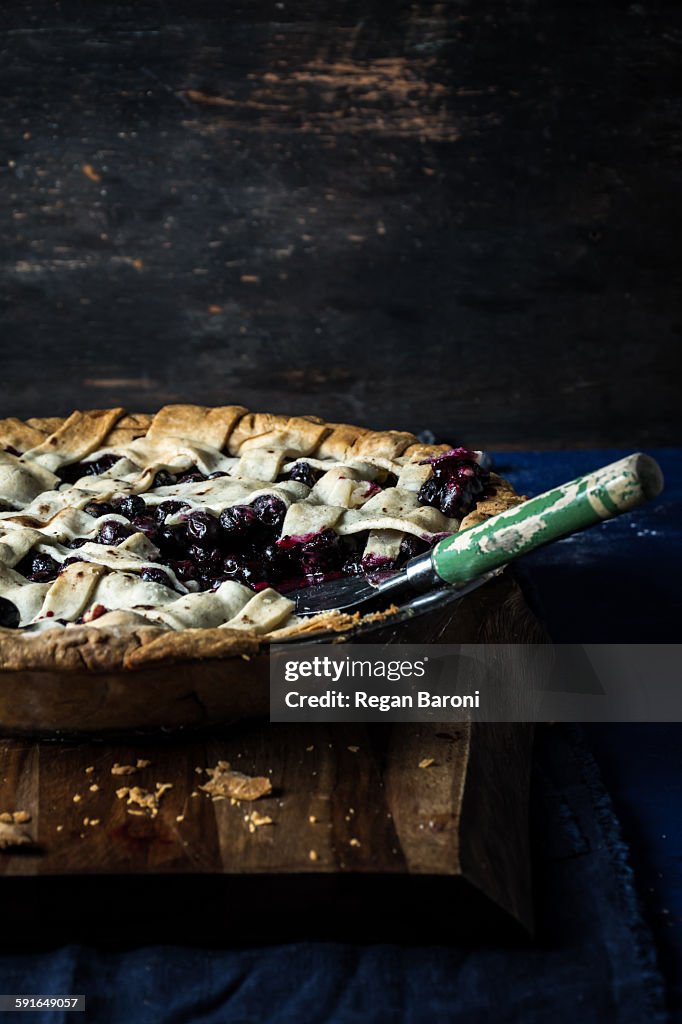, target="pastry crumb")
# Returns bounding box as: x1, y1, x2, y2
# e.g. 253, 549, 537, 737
309, 814, 317, 824
0, 807, 34, 849
349, 838, 361, 847
72, 794, 82, 803
309, 849, 318, 862
419, 758, 435, 769
200, 761, 272, 802
89, 784, 99, 793
306, 745, 314, 752
347, 745, 360, 753
137, 759, 151, 769
245, 811, 274, 831
85, 766, 95, 774
56, 824, 63, 832
120, 784, 172, 818
116, 787, 130, 800
111, 763, 138, 776
89, 819, 100, 827
176, 814, 185, 823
